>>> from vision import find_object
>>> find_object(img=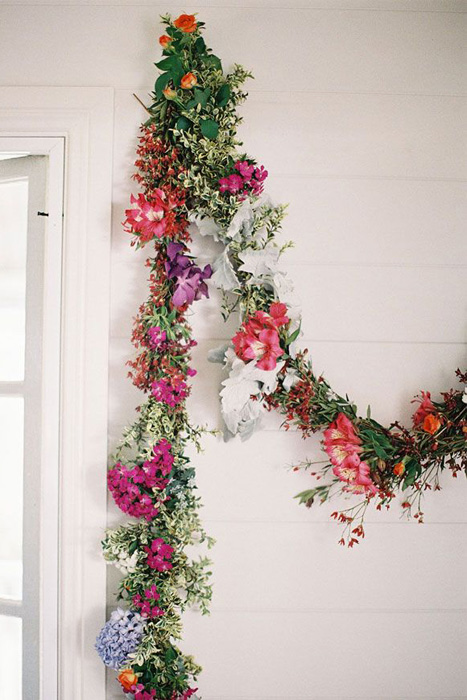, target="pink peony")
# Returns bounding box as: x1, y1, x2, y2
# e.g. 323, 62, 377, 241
124, 190, 168, 242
